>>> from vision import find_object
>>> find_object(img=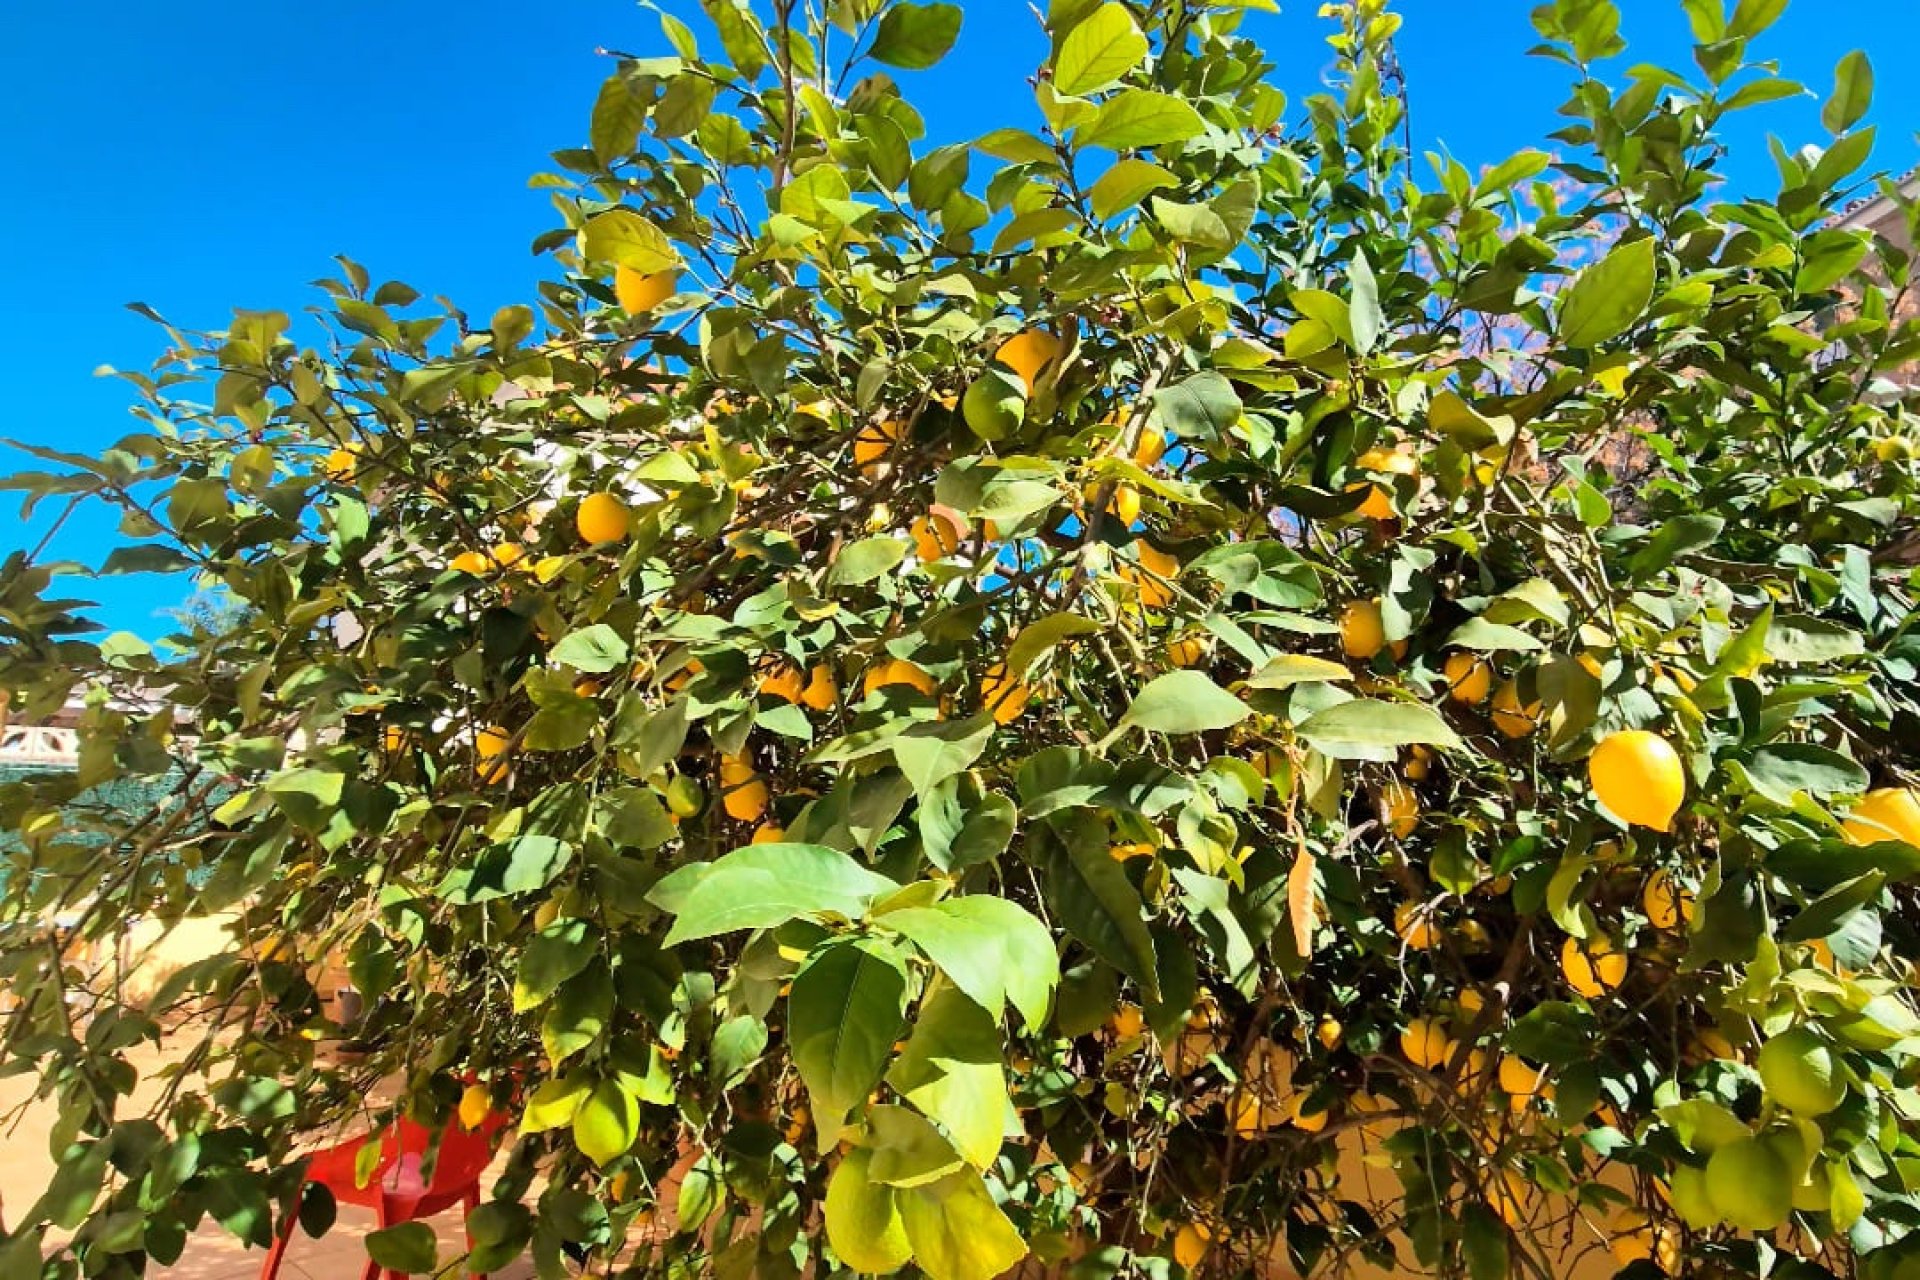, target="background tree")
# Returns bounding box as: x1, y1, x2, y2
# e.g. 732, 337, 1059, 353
3, 0, 1919, 1278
